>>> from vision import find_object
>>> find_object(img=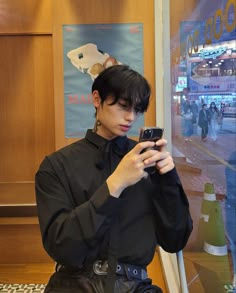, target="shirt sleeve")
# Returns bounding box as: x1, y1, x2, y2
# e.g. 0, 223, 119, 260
35, 156, 123, 267
150, 168, 193, 253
